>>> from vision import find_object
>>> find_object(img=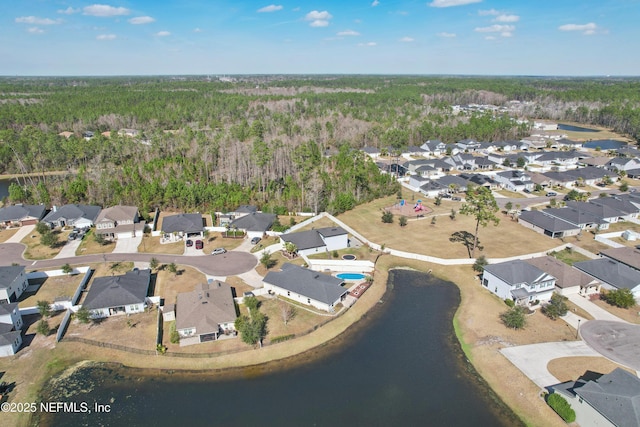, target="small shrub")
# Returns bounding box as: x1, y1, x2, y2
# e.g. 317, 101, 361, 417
602, 288, 636, 309
332, 250, 339, 258
546, 393, 576, 423
500, 306, 526, 330
381, 210, 394, 224
504, 299, 515, 308
271, 334, 295, 344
